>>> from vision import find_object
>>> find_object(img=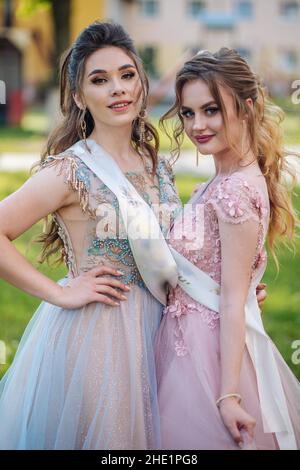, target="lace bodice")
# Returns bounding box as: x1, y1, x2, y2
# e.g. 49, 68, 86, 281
165, 173, 270, 352
170, 174, 269, 283
39, 149, 182, 287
